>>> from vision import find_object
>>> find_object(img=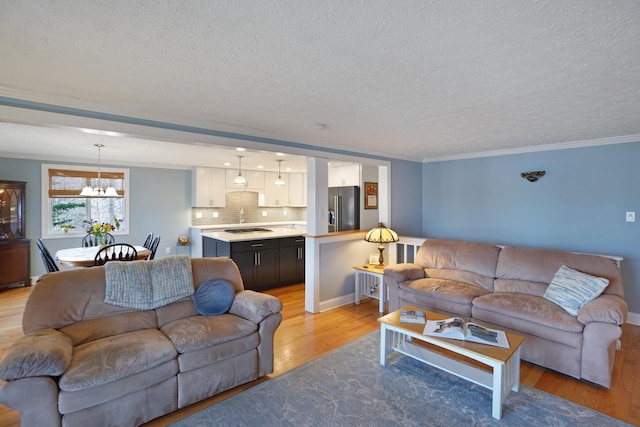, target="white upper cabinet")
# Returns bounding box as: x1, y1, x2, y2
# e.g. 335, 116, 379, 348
329, 164, 360, 187
288, 173, 307, 207
261, 172, 290, 206
225, 169, 265, 191
192, 167, 226, 207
